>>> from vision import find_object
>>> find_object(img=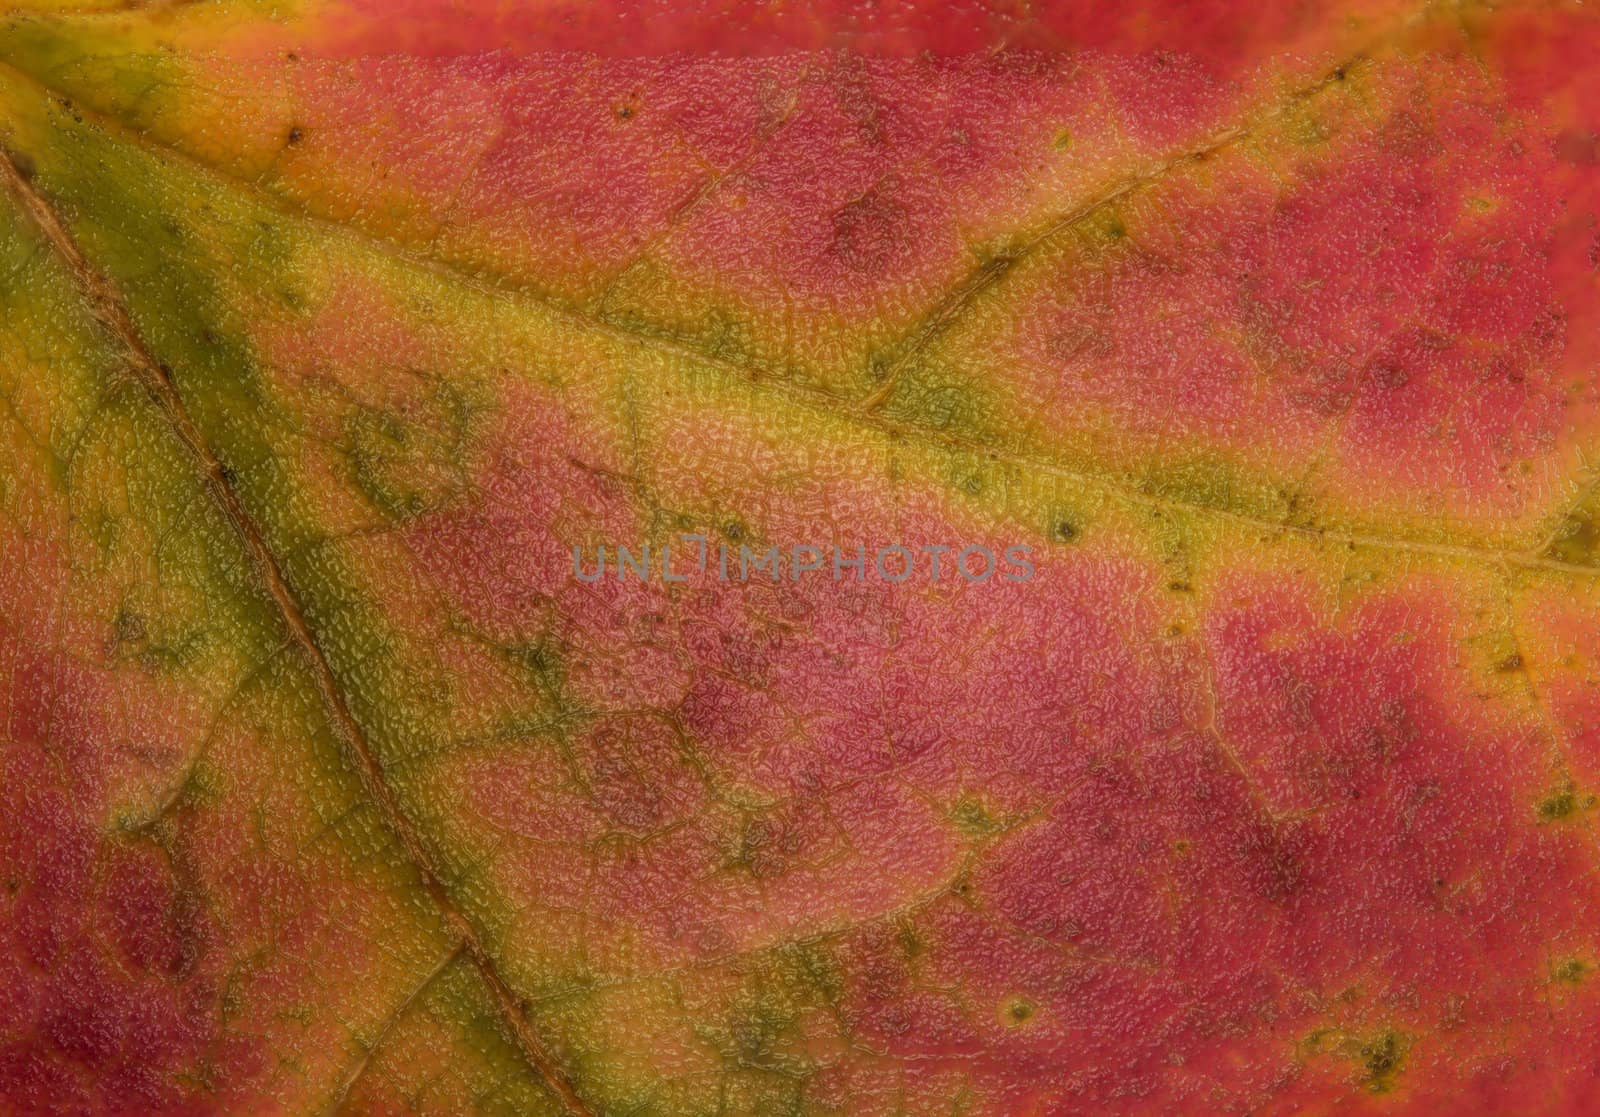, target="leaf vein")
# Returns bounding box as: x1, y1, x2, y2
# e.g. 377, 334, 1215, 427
0, 145, 599, 1117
